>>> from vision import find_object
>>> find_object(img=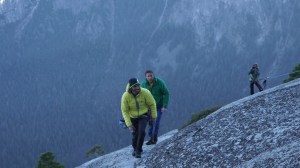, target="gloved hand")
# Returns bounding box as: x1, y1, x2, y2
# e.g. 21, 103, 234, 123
128, 125, 135, 133
148, 118, 154, 125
